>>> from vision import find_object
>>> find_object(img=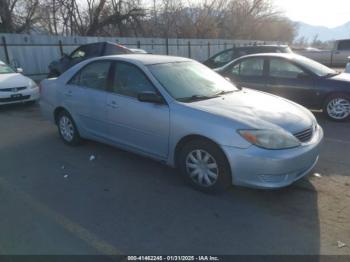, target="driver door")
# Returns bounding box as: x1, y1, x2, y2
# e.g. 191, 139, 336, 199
266, 57, 317, 107
106, 62, 170, 159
